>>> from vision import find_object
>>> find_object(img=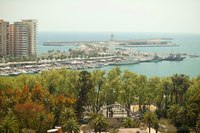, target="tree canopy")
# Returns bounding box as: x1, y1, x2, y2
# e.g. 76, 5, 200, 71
0, 68, 200, 132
